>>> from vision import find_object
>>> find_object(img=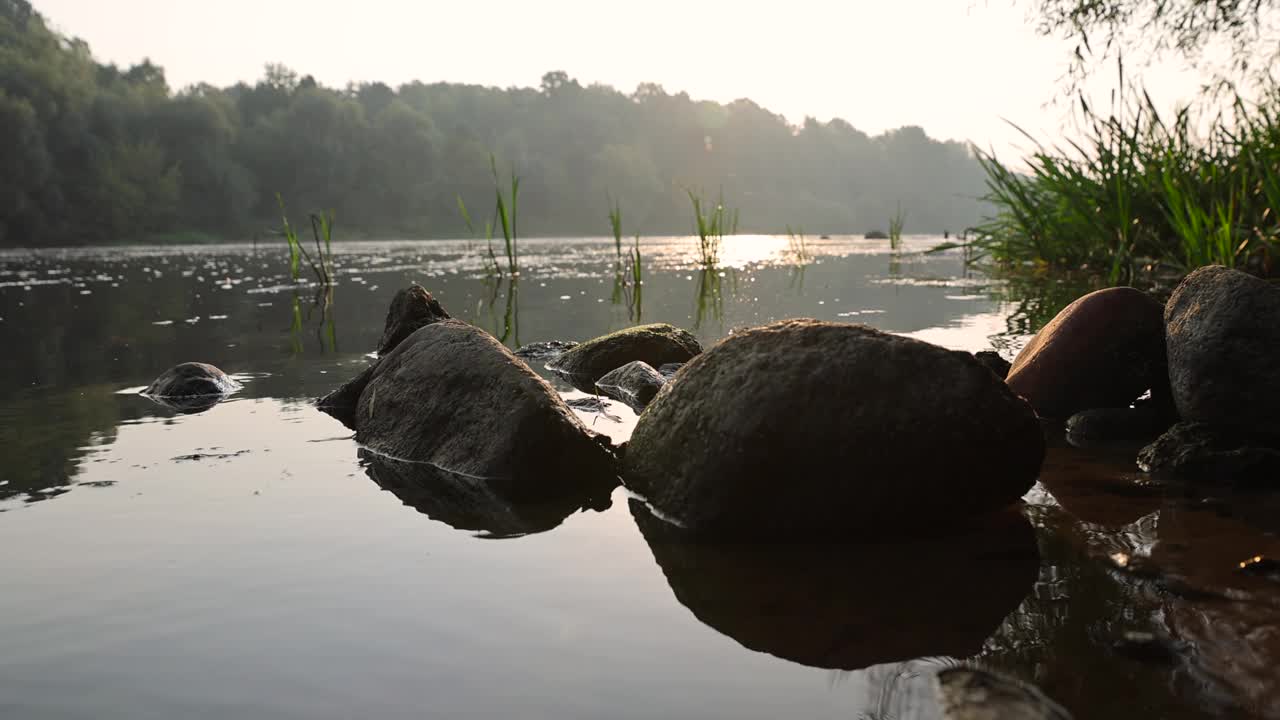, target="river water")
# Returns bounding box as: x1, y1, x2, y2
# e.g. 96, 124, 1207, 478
0, 236, 1276, 719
